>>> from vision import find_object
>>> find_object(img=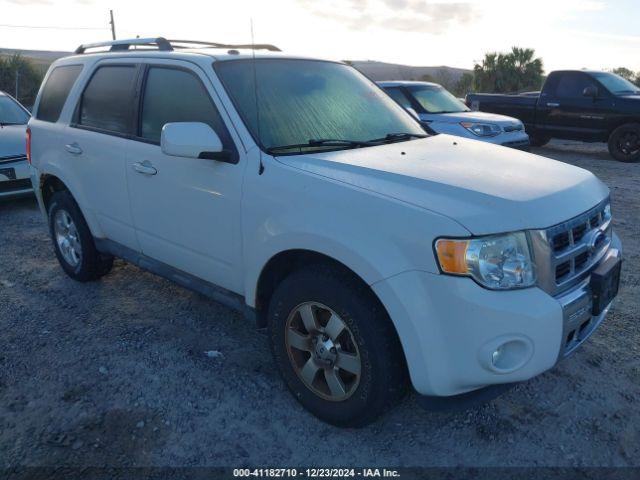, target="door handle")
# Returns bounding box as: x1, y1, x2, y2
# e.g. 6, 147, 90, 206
65, 142, 83, 155
132, 161, 157, 176
546, 102, 560, 108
